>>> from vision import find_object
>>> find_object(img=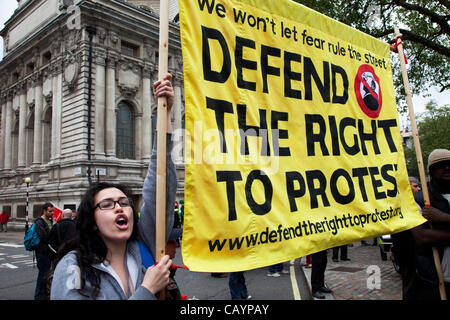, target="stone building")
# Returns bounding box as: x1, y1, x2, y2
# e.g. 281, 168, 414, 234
0, 0, 185, 228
